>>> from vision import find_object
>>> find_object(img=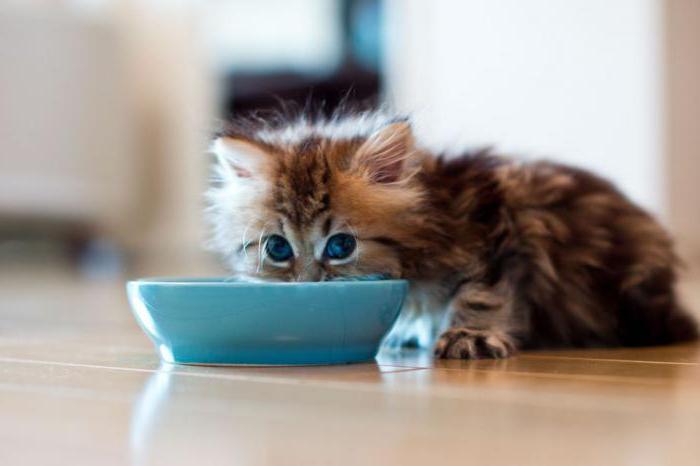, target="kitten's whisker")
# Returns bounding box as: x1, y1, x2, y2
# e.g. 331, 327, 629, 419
240, 224, 252, 260
256, 223, 271, 273
240, 216, 263, 261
